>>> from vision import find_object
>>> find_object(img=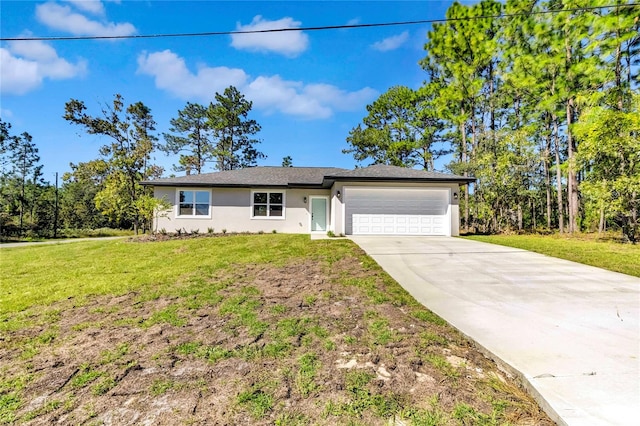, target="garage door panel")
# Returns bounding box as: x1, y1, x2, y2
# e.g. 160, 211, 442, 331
346, 187, 450, 236
351, 213, 448, 235
346, 188, 447, 215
